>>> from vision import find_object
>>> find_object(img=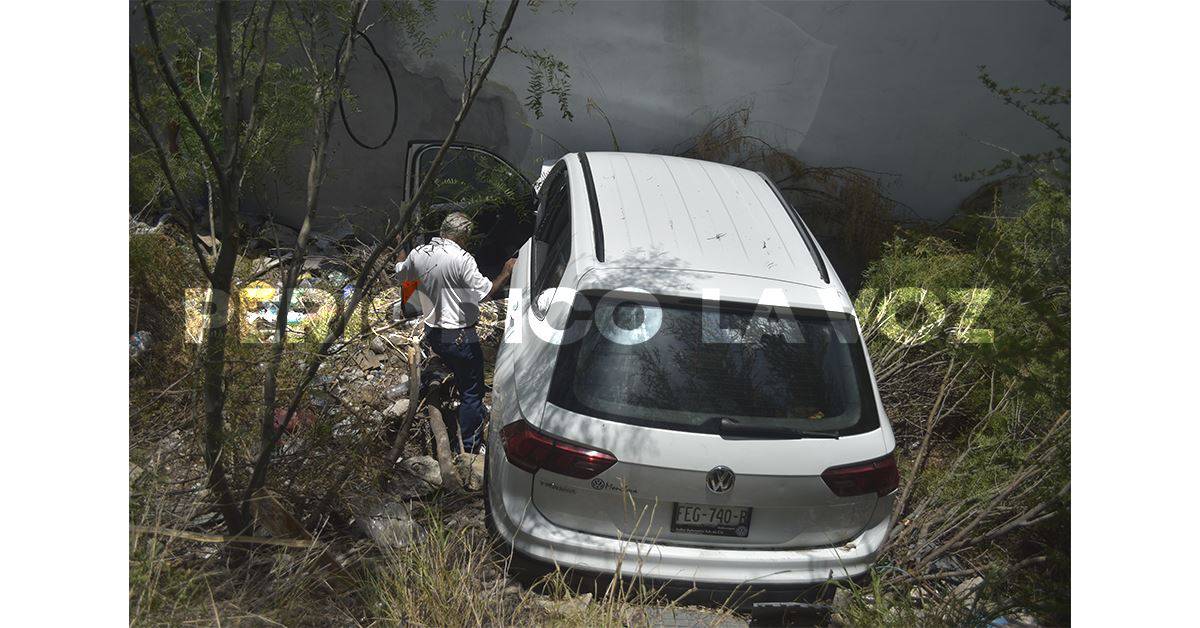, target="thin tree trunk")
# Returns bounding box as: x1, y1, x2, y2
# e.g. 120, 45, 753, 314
426, 406, 462, 492
196, 0, 248, 535
249, 0, 367, 523
242, 0, 521, 513
384, 343, 423, 469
